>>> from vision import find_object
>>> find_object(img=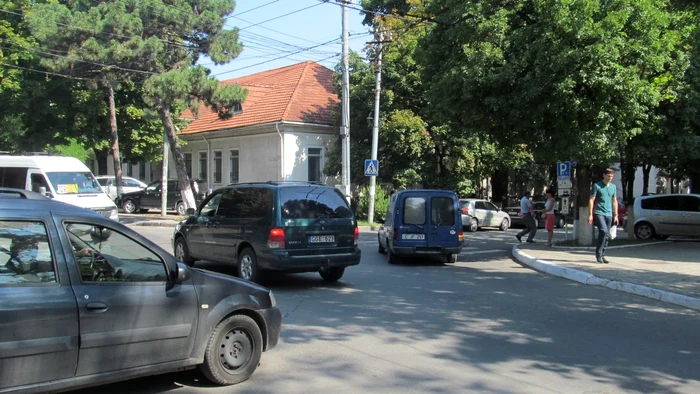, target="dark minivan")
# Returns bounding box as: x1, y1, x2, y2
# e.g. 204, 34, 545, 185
378, 189, 464, 264
172, 182, 361, 283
